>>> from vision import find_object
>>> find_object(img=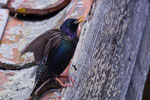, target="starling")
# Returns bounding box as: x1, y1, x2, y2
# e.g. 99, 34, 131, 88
21, 16, 85, 98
